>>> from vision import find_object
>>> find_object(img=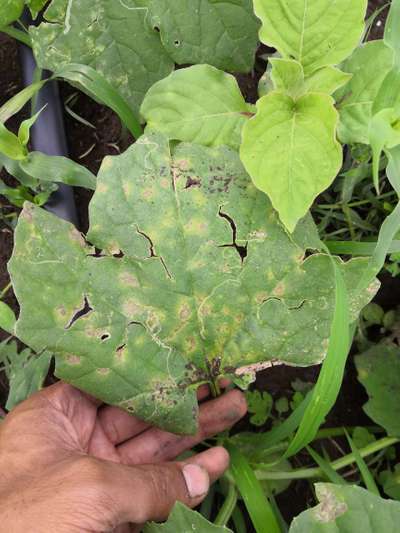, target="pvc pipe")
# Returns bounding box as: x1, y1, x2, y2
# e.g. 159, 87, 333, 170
18, 38, 79, 227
